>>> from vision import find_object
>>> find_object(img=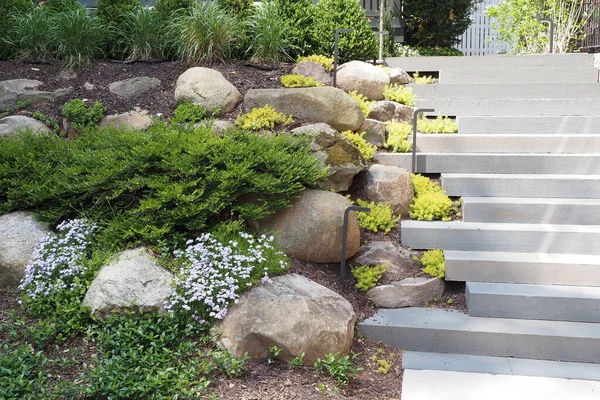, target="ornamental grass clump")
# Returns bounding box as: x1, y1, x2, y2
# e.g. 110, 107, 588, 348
165, 232, 289, 325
